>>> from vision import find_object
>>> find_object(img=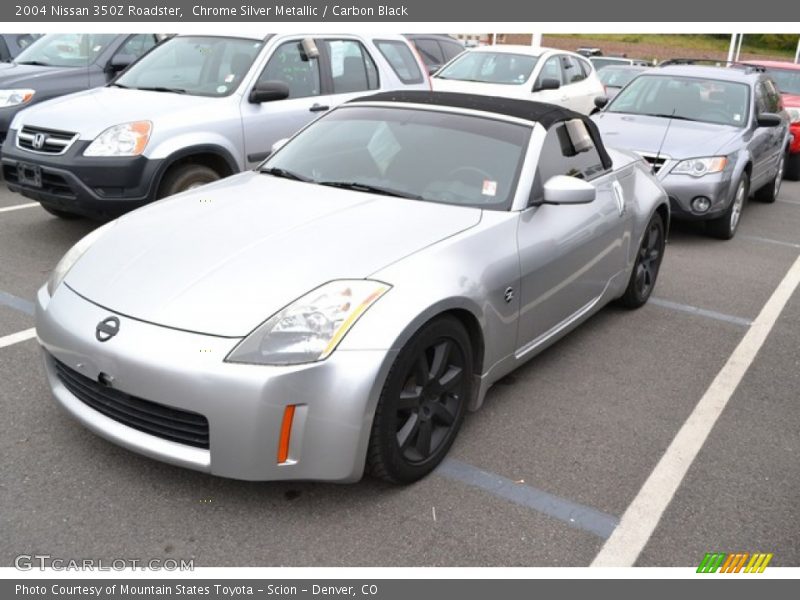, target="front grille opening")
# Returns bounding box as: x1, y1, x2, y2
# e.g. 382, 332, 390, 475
52, 357, 210, 449
17, 126, 77, 155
